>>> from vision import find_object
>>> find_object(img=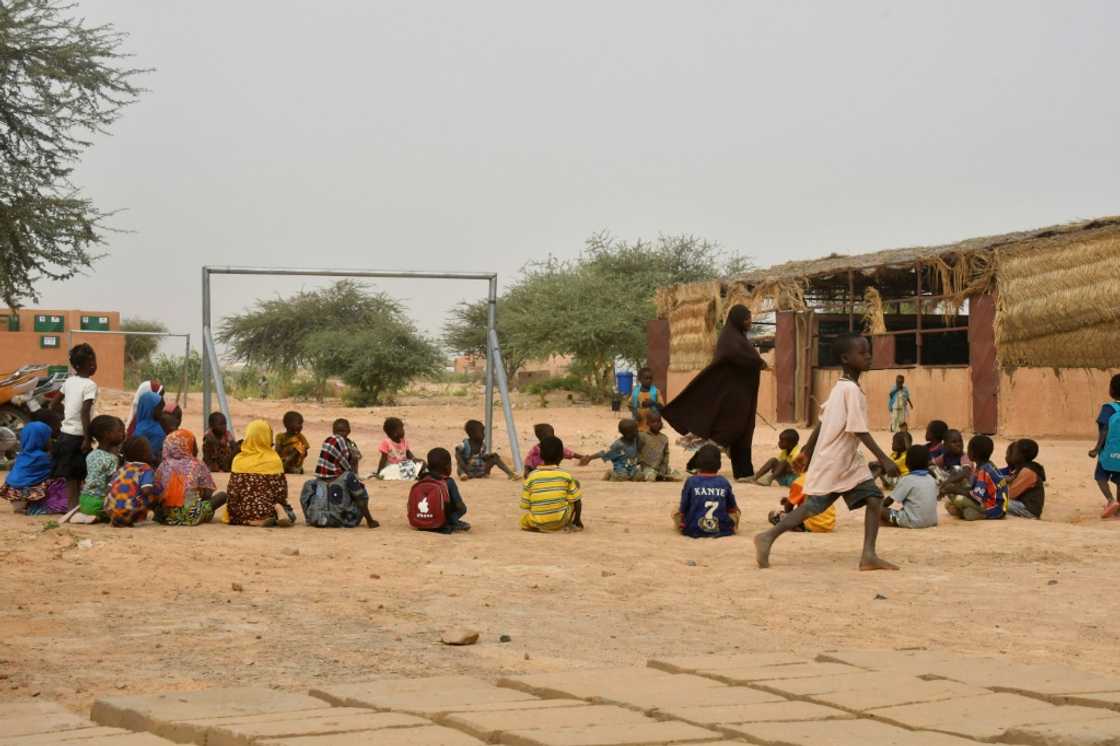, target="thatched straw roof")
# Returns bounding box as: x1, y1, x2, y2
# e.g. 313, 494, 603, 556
729, 216, 1120, 285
